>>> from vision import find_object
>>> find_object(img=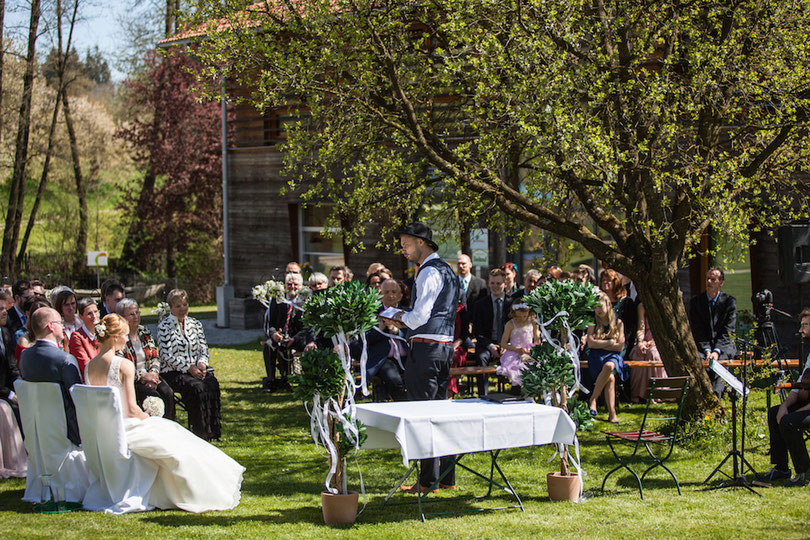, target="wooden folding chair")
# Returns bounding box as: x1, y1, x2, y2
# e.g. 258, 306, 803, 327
601, 376, 690, 499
